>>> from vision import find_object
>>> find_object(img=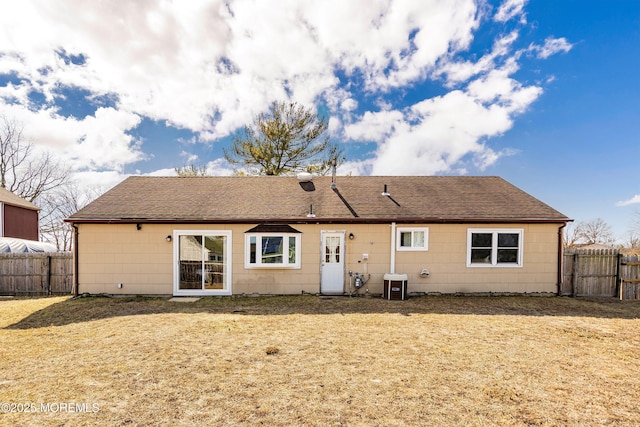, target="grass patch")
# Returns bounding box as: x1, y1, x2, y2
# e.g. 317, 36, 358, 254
1, 295, 639, 426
